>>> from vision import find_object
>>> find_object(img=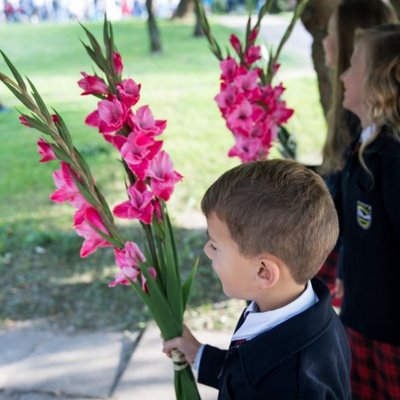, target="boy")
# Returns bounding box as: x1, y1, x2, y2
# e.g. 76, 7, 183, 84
164, 159, 351, 399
